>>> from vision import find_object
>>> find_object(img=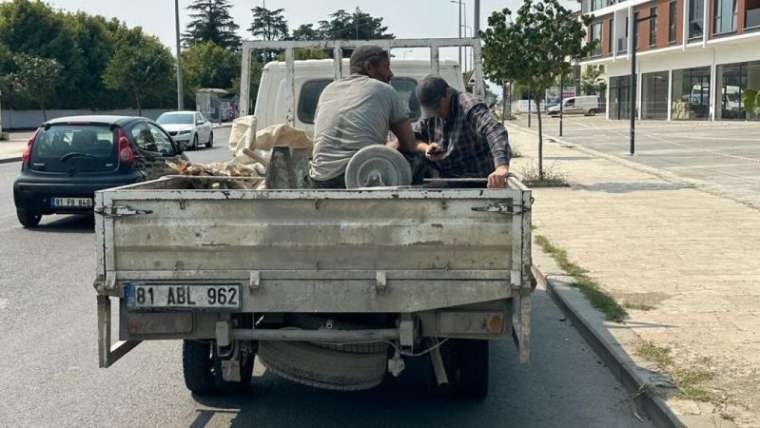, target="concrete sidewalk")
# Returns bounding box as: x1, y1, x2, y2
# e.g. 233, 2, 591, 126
509, 124, 759, 426
0, 132, 32, 163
